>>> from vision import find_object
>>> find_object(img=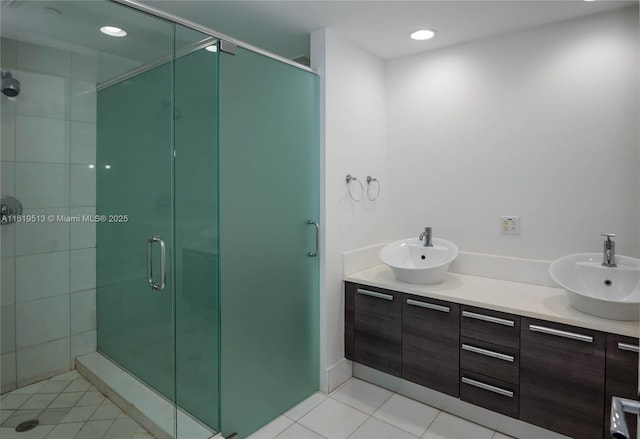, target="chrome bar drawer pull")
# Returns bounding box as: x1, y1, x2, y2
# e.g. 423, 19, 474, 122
528, 324, 593, 343
462, 344, 515, 362
407, 299, 450, 313
462, 311, 515, 327
617, 342, 640, 353
461, 377, 514, 398
357, 289, 393, 301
